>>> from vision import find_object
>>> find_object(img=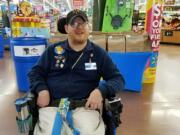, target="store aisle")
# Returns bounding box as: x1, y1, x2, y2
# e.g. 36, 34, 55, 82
0, 44, 180, 135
